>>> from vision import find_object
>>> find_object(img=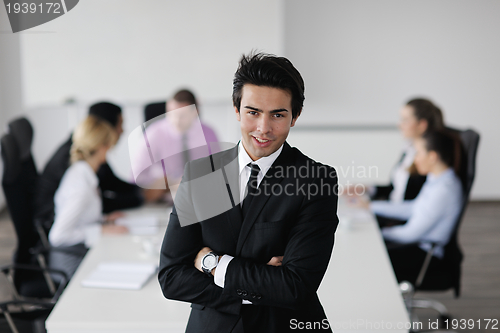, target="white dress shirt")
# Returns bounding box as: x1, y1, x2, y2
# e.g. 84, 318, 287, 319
371, 168, 463, 258
389, 143, 416, 203
0, 148, 5, 211
214, 141, 283, 303
49, 160, 103, 248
